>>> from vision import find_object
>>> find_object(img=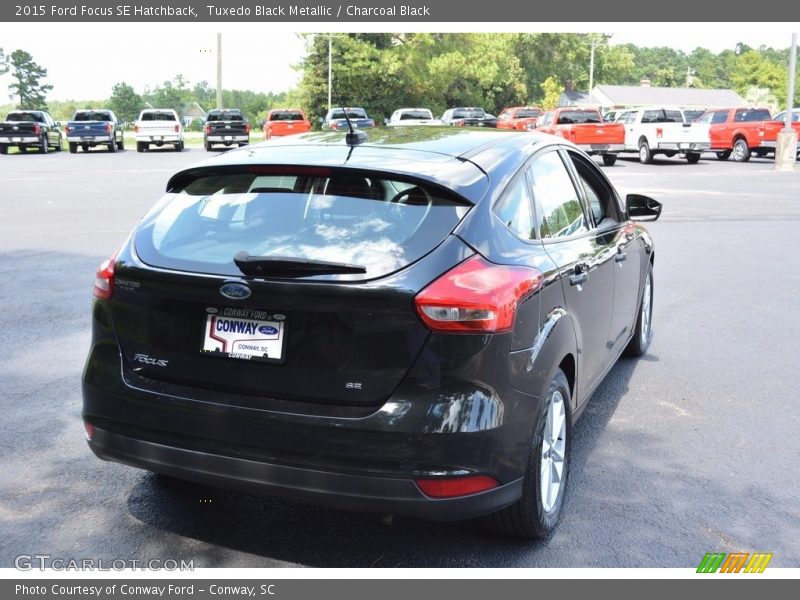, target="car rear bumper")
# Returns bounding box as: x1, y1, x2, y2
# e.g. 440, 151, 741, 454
136, 135, 182, 143
577, 143, 625, 154
655, 142, 710, 152
87, 426, 523, 520
0, 136, 39, 144
67, 135, 113, 143
207, 135, 249, 143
